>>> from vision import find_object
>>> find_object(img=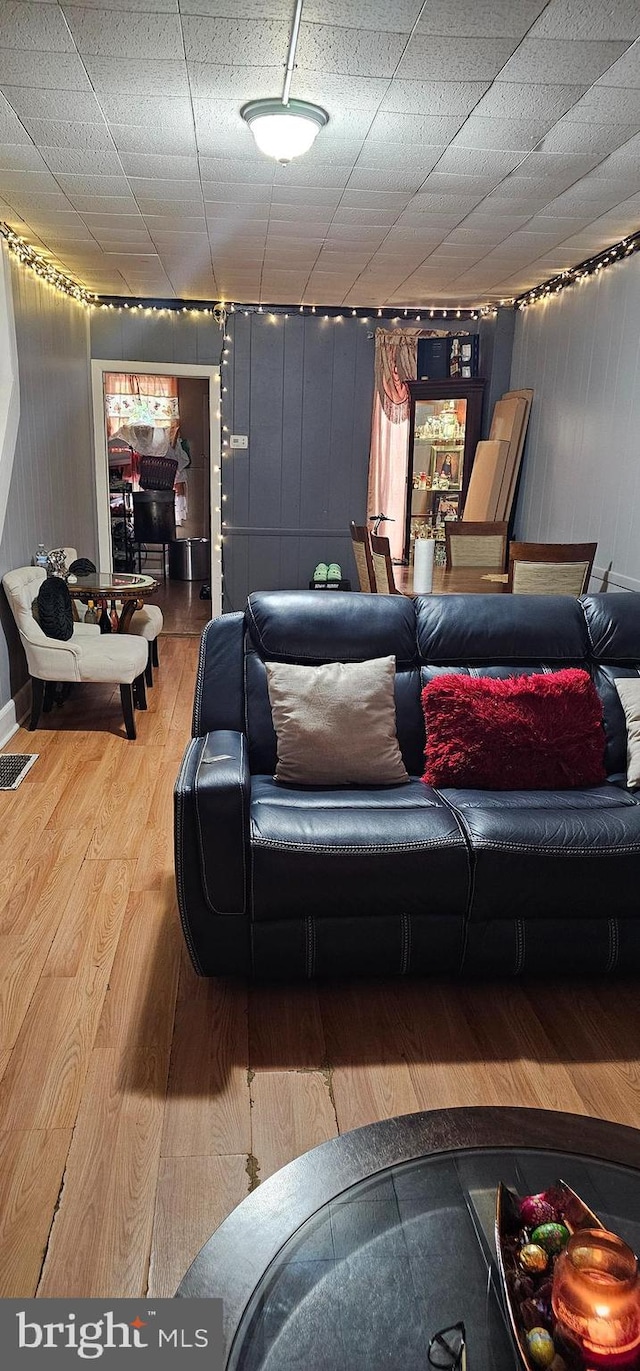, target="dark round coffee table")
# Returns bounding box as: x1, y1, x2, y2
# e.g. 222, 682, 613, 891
177, 1107, 640, 1370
